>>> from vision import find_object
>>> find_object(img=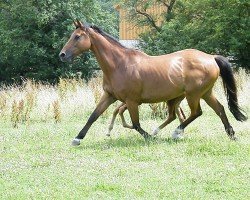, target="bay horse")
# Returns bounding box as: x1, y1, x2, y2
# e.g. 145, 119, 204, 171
59, 20, 247, 146
107, 102, 186, 136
